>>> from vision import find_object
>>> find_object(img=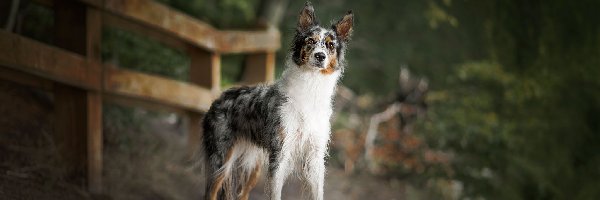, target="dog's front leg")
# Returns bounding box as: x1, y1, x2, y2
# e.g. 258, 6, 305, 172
303, 150, 326, 200
267, 152, 291, 200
